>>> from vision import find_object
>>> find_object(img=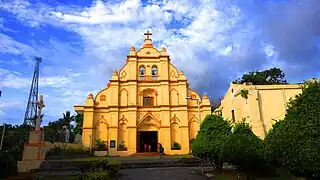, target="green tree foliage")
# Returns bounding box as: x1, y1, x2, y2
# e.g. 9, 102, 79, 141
264, 81, 320, 179
233, 67, 287, 85
0, 151, 17, 178
225, 122, 265, 180
1, 124, 33, 161
192, 114, 232, 172
73, 113, 83, 135
44, 111, 80, 142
